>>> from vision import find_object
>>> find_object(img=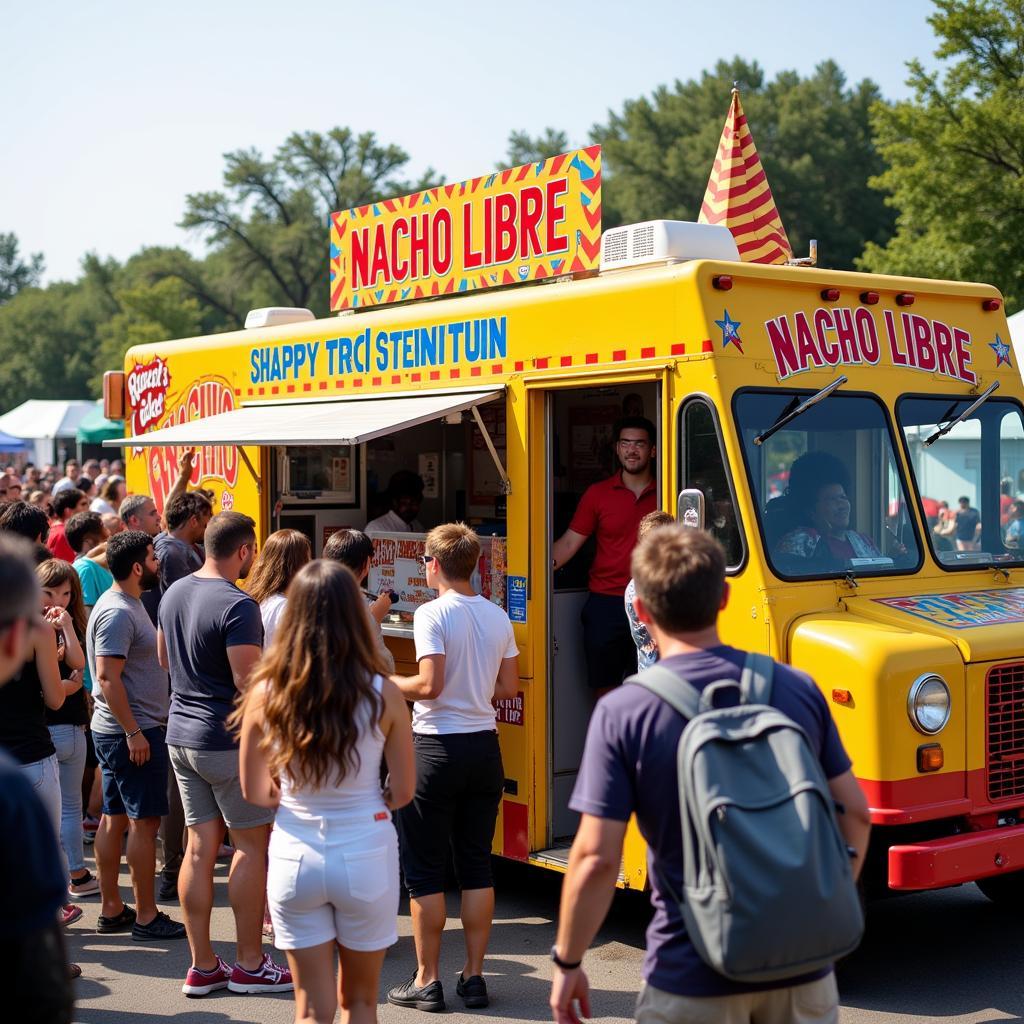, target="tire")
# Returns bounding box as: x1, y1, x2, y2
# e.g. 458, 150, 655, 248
976, 870, 1024, 905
